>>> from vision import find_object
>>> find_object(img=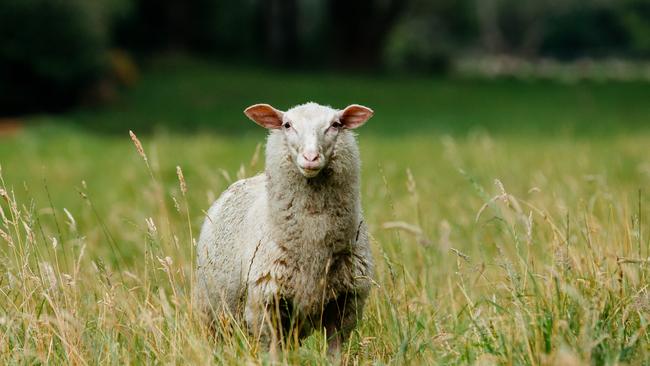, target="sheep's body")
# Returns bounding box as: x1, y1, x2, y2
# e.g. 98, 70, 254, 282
195, 120, 373, 347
